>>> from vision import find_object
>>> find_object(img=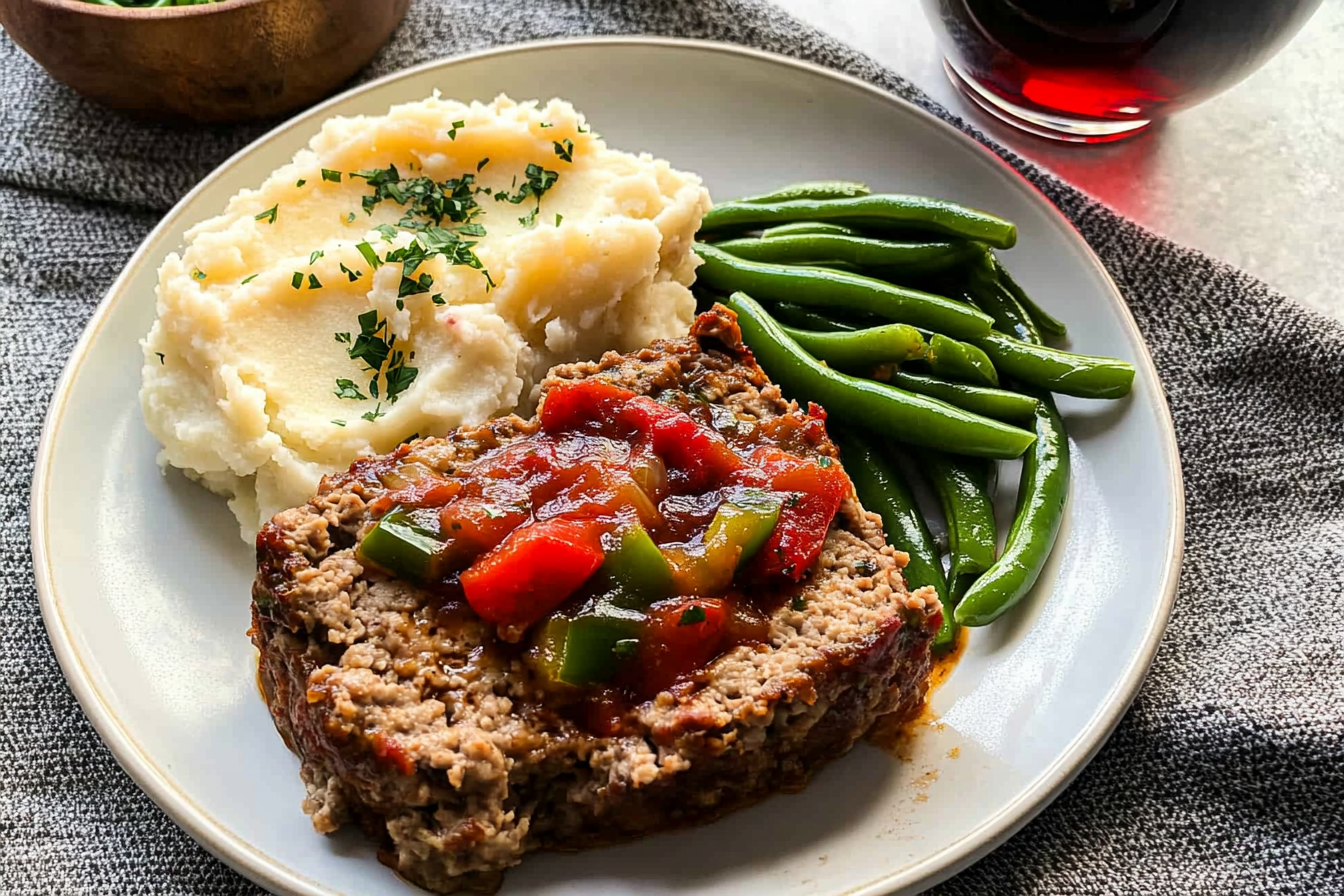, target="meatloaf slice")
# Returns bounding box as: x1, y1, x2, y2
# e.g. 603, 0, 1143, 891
251, 307, 942, 894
